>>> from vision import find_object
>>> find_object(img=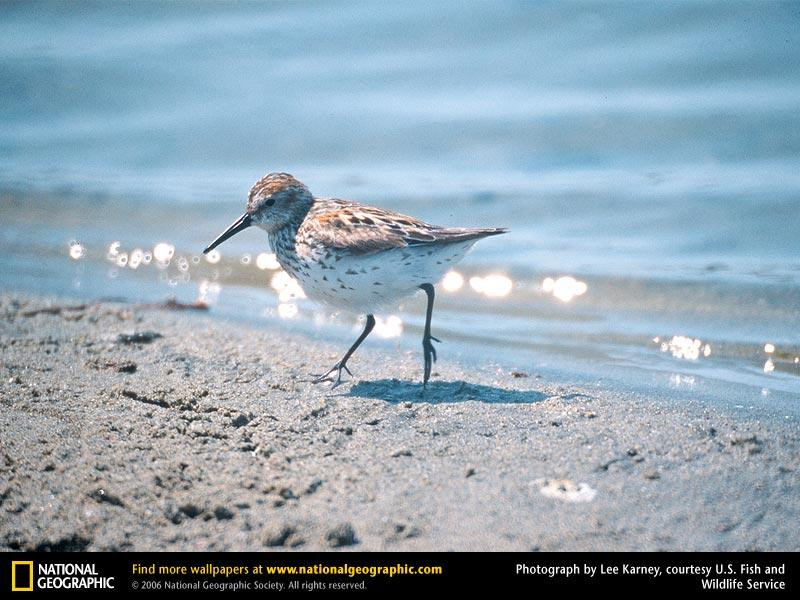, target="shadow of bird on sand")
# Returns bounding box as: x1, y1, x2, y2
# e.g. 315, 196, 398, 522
346, 379, 547, 404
